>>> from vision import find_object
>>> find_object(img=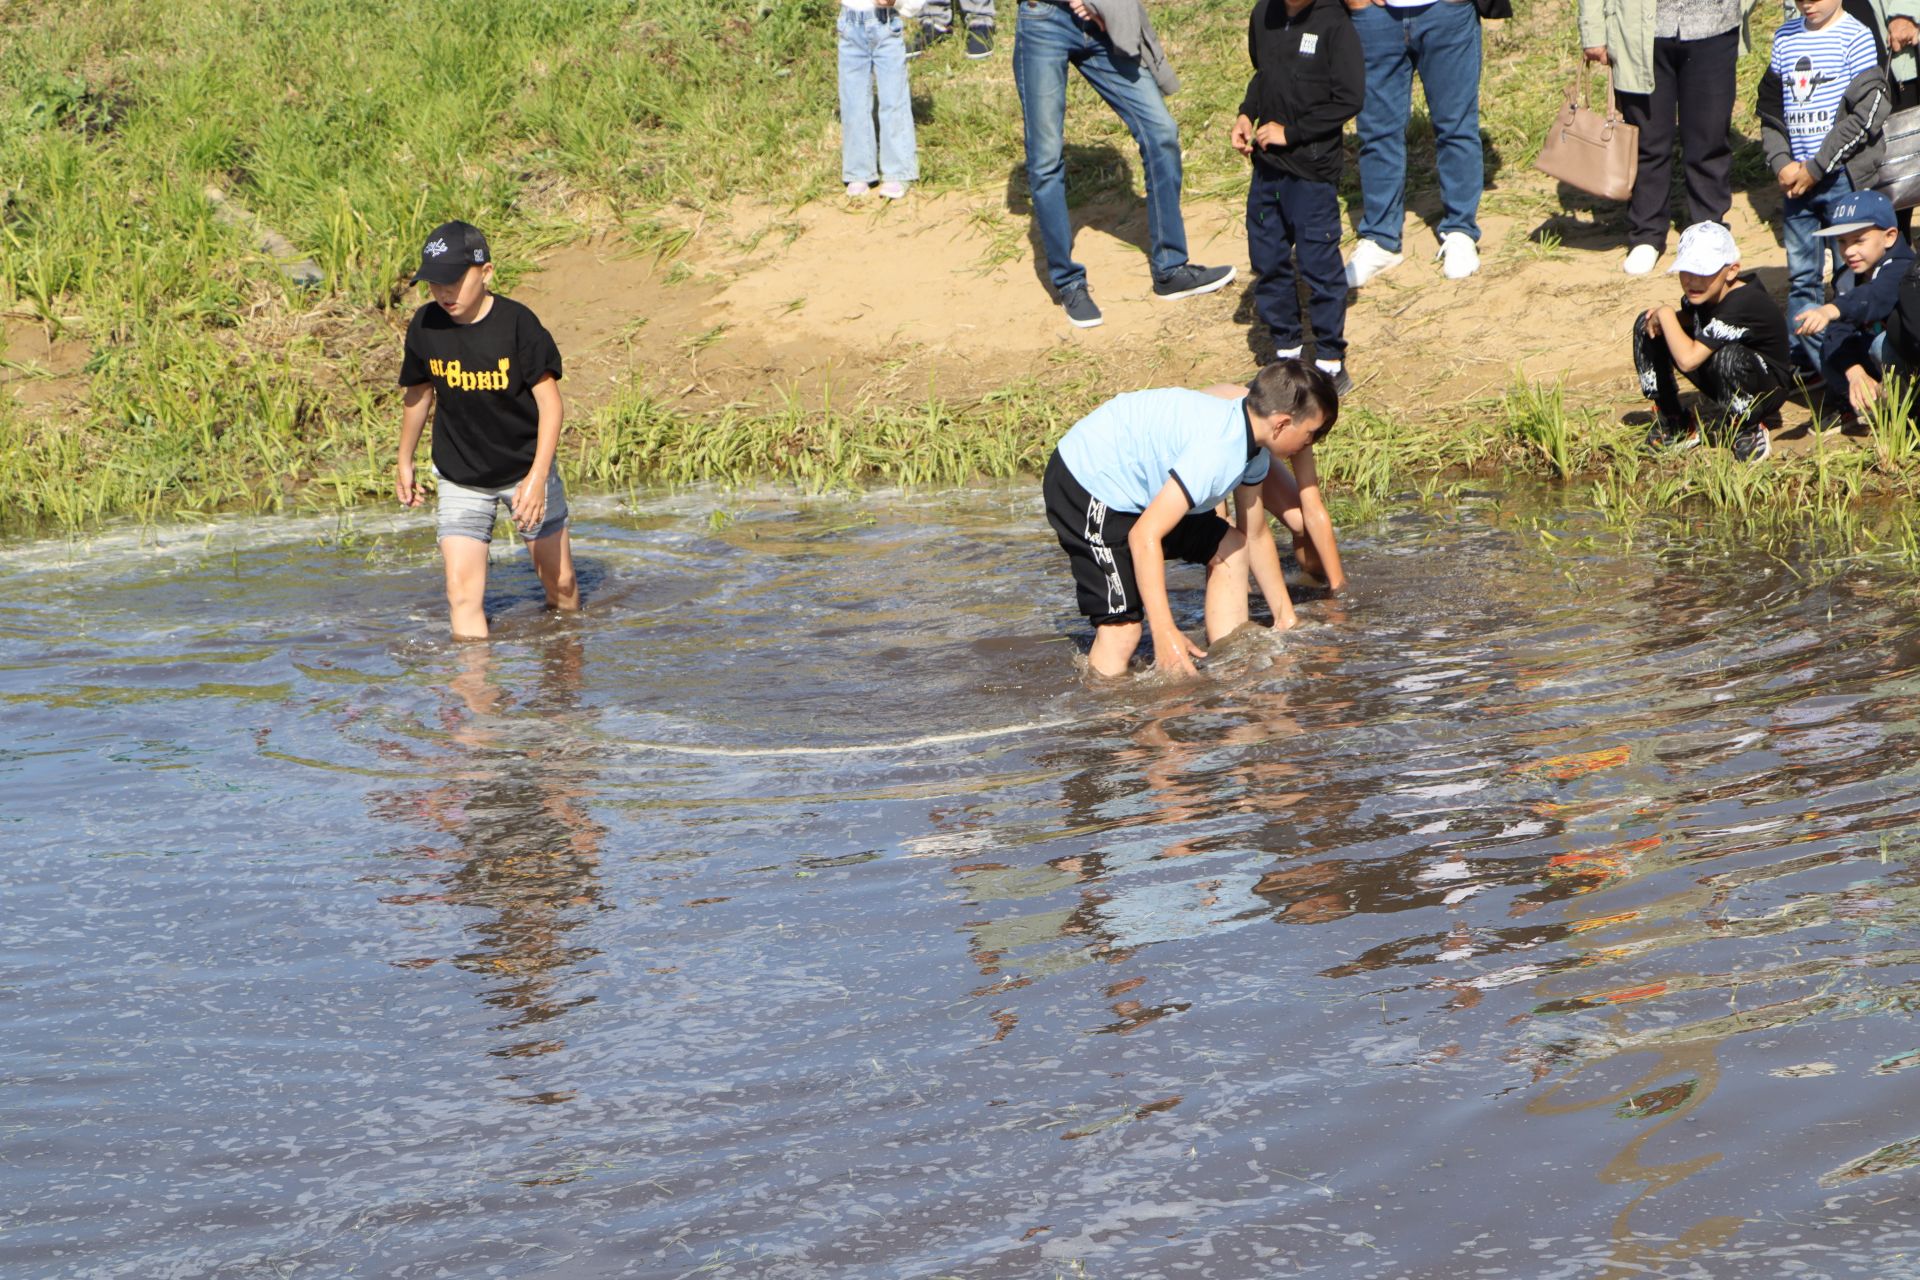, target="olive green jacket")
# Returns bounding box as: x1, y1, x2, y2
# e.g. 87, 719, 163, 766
1573, 0, 1756, 96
